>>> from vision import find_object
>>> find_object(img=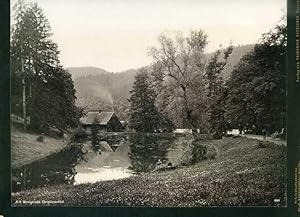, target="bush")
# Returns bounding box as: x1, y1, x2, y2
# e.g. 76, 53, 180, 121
212, 132, 222, 140
180, 140, 195, 166
180, 140, 218, 165
72, 127, 87, 141
36, 135, 44, 142
191, 141, 207, 163
45, 127, 63, 139
205, 145, 218, 160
